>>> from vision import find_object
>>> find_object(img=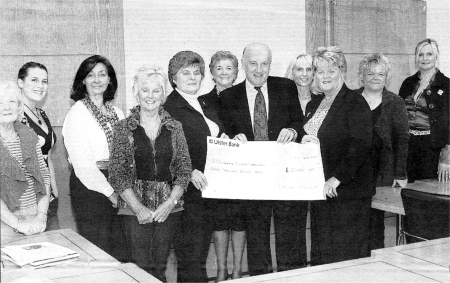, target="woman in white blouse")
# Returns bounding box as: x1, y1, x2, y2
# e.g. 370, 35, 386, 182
62, 55, 125, 255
